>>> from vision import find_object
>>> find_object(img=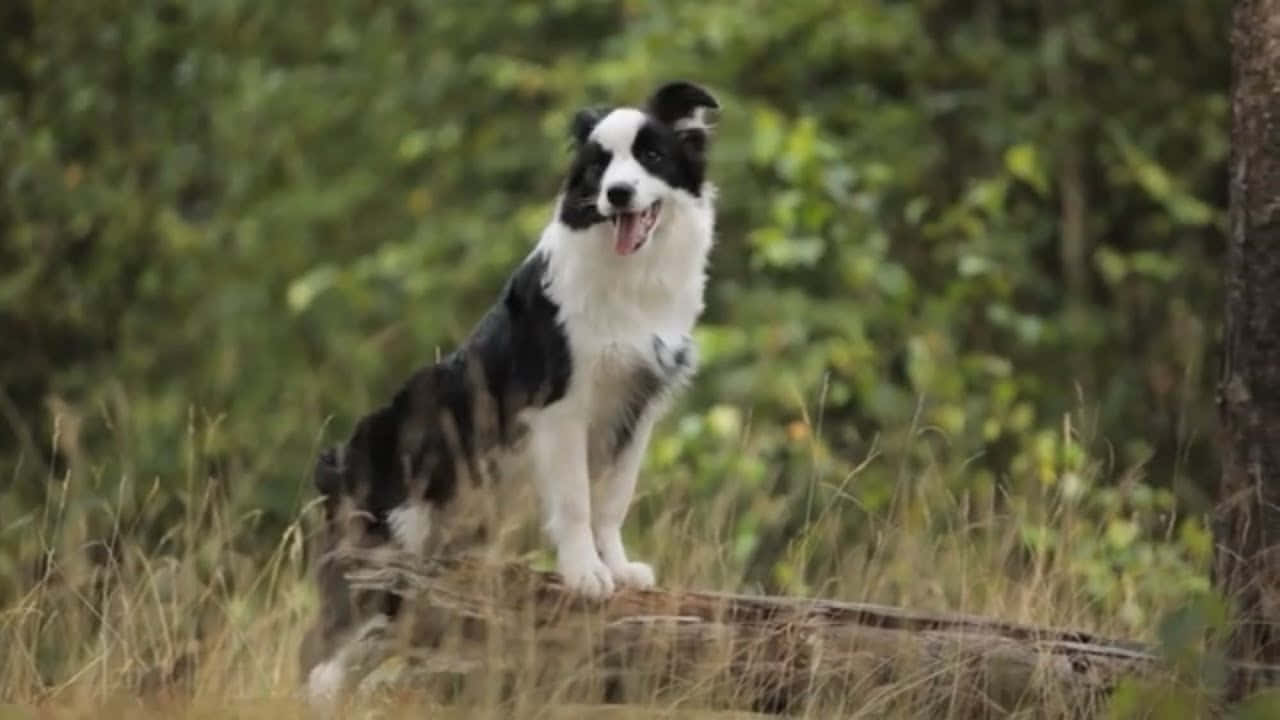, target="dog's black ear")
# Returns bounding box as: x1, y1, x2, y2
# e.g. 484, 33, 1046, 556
647, 81, 720, 126
647, 81, 720, 156
570, 106, 609, 145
